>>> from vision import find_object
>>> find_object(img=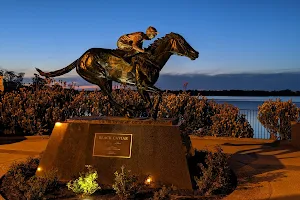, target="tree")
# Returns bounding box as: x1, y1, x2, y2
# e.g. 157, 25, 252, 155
0, 69, 25, 91
32, 73, 47, 90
